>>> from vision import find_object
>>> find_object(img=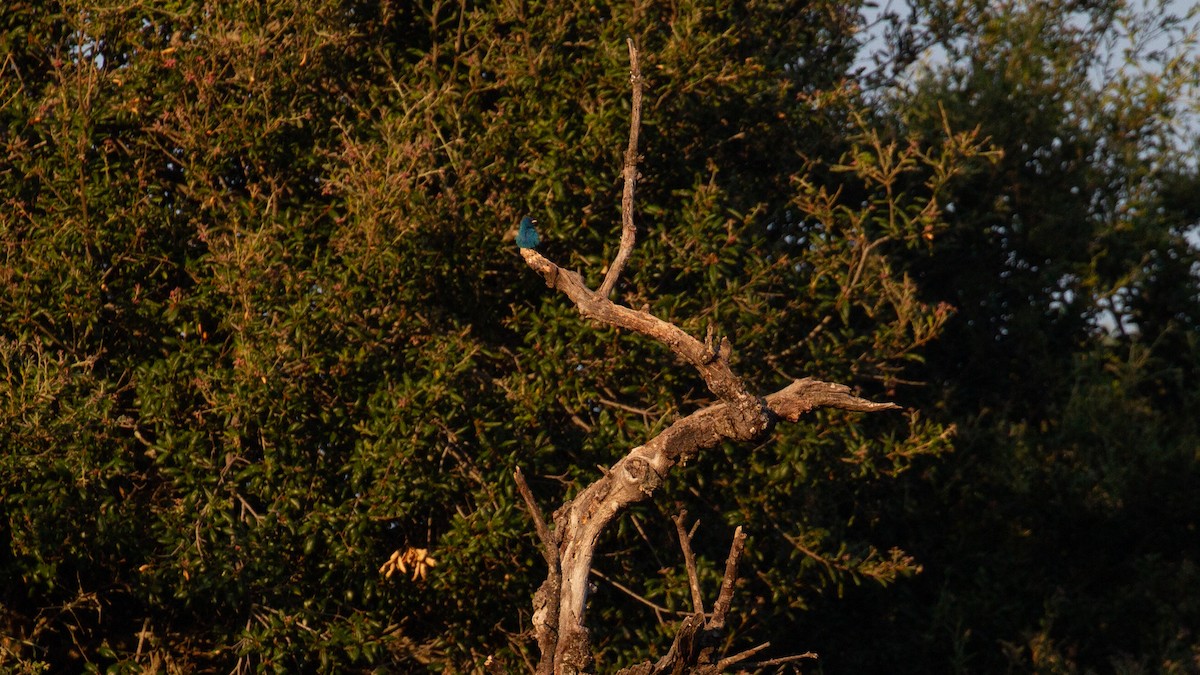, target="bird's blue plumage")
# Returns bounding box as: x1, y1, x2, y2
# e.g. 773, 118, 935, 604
517, 216, 540, 249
